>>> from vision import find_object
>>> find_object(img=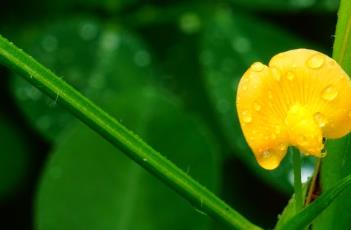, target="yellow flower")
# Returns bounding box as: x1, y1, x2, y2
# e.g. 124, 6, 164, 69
236, 49, 351, 170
